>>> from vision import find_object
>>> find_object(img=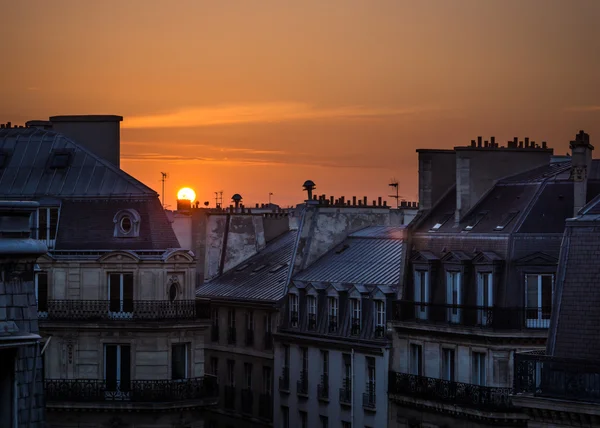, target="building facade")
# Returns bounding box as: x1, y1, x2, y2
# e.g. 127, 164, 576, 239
0, 120, 217, 428
388, 132, 600, 427
0, 201, 48, 428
